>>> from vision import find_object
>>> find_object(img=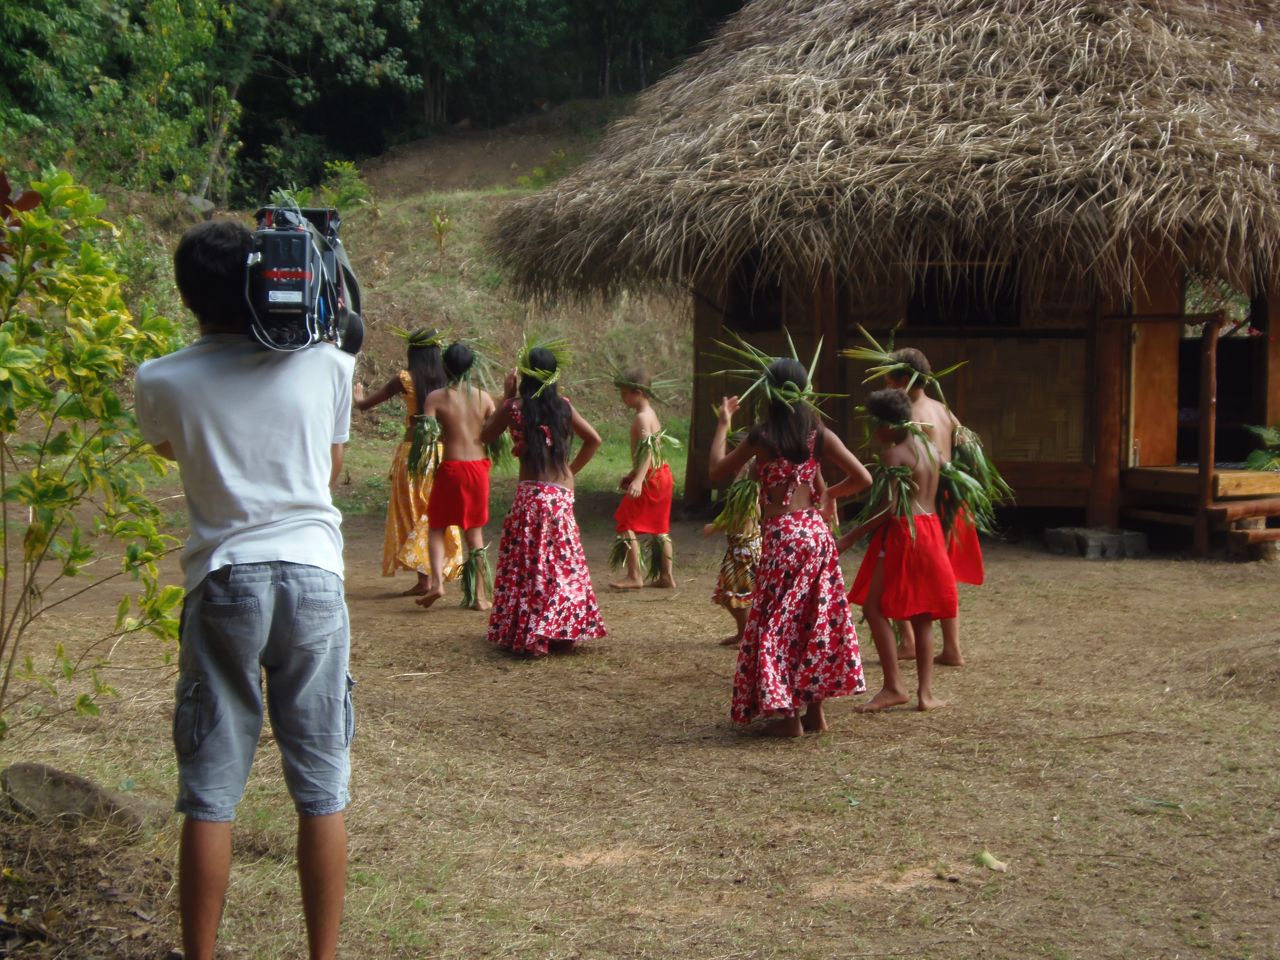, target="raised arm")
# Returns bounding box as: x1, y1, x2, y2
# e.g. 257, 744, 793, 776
709, 397, 755, 484
569, 406, 602, 475
354, 375, 403, 411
